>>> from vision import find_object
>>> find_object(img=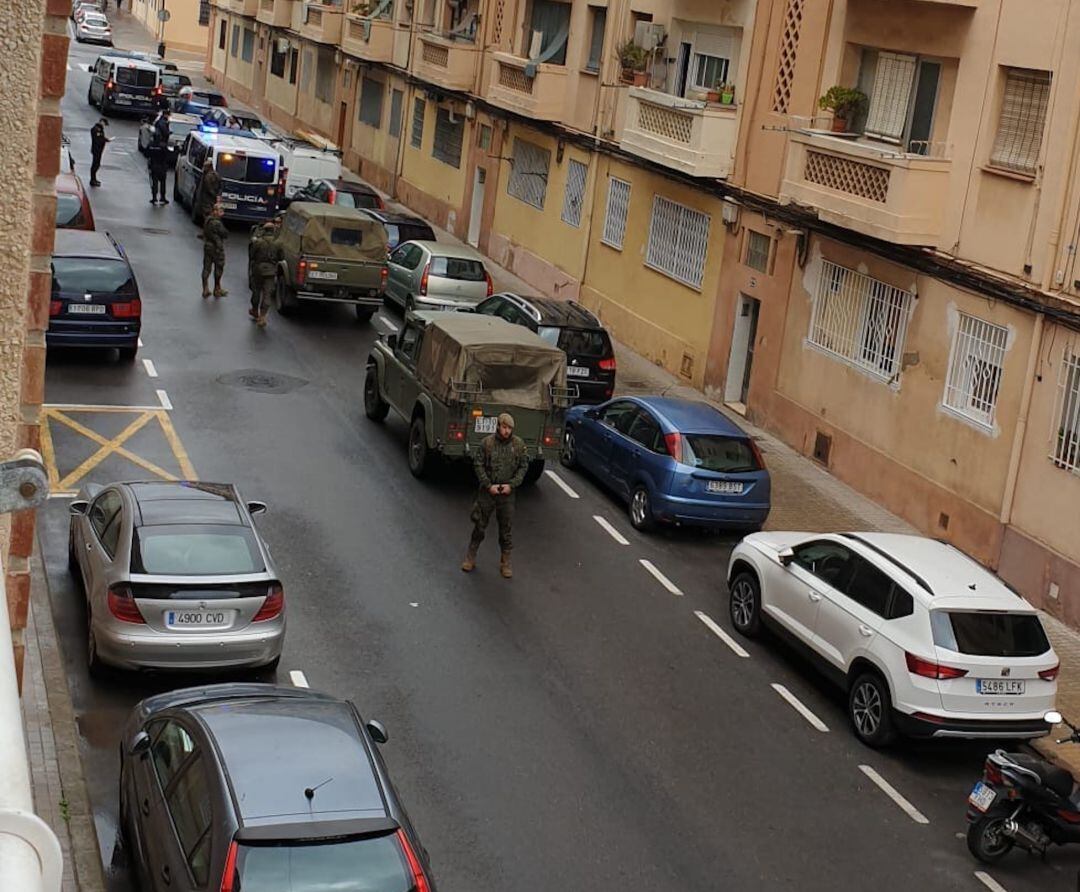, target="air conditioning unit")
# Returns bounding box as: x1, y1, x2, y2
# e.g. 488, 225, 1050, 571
276, 37, 291, 53
633, 22, 666, 53
464, 101, 476, 120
